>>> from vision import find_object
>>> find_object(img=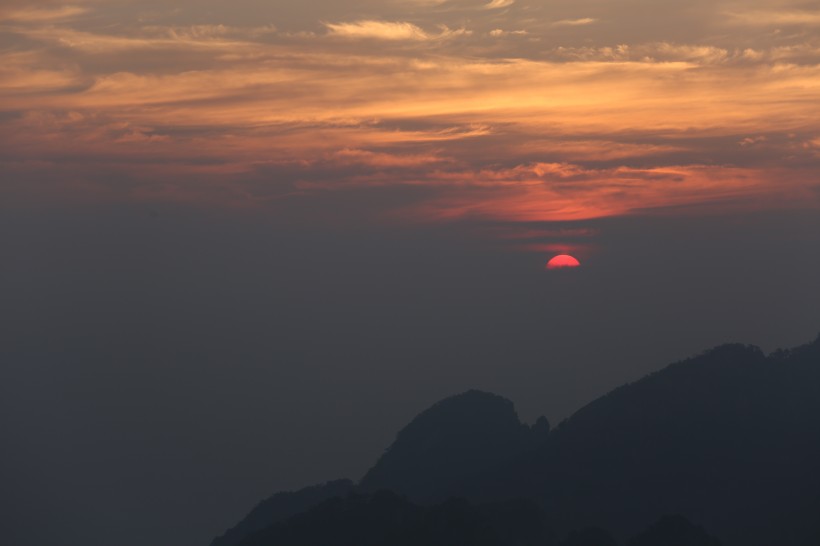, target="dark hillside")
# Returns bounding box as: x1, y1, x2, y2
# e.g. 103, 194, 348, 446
359, 390, 549, 501
212, 335, 820, 546
470, 336, 820, 545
